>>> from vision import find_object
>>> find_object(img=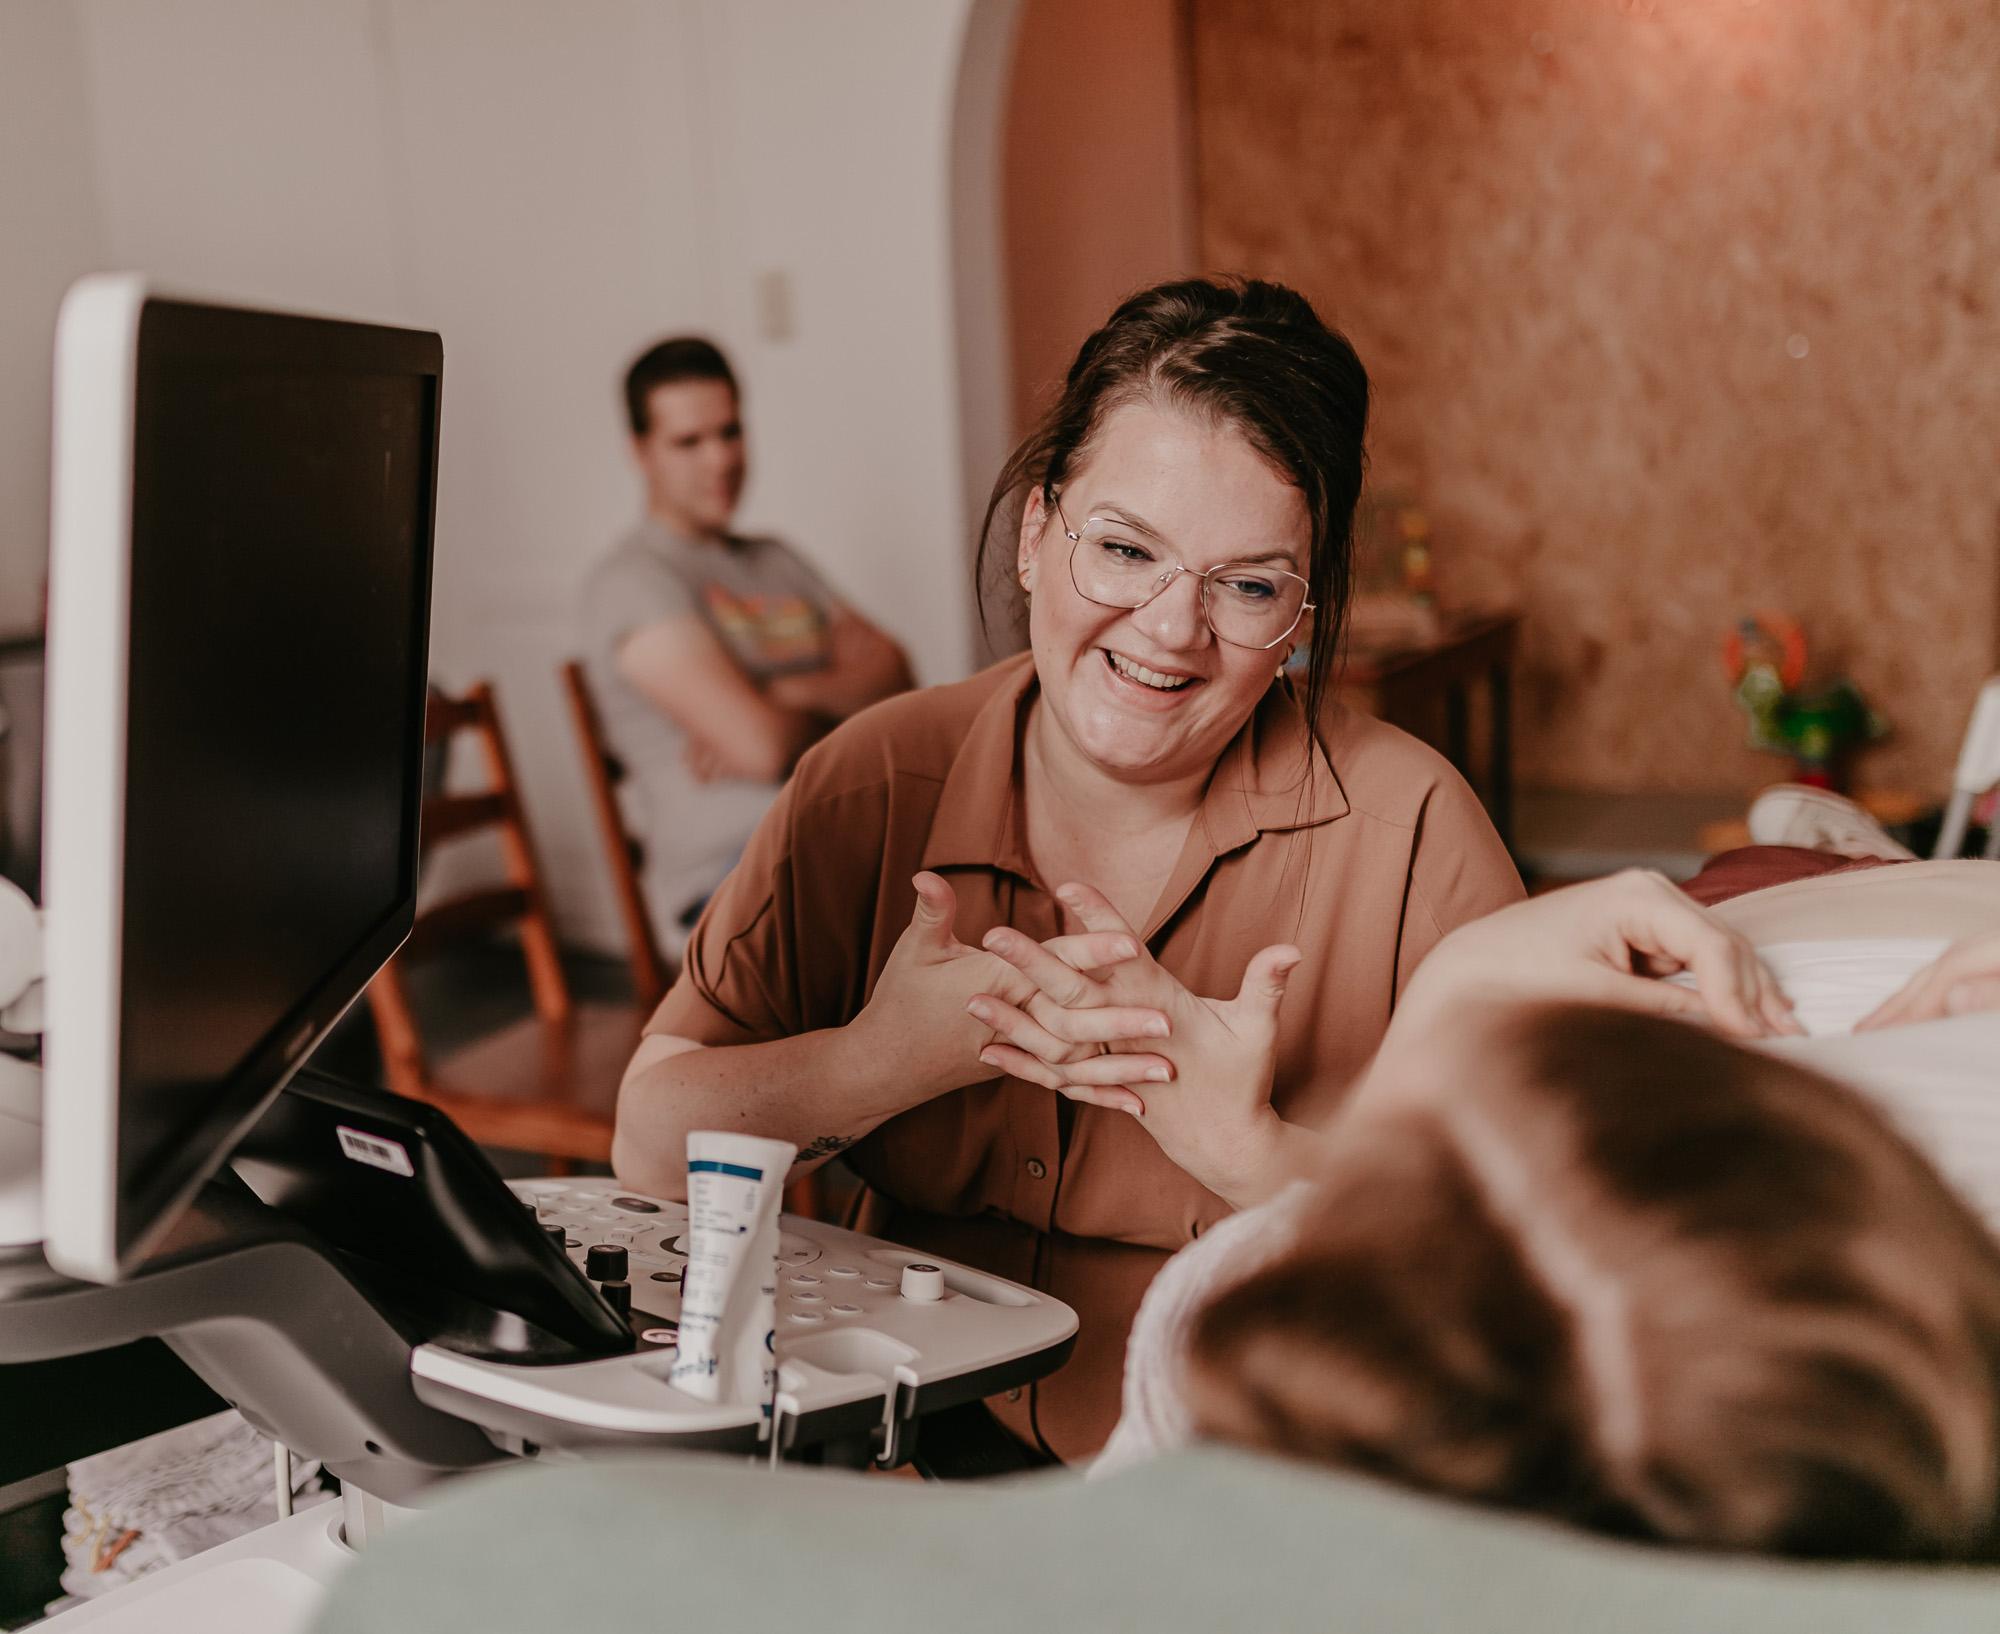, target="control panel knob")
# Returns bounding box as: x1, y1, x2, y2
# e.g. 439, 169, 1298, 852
543, 1225, 568, 1252
585, 1243, 628, 1282
900, 1262, 945, 1303
599, 1279, 633, 1319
